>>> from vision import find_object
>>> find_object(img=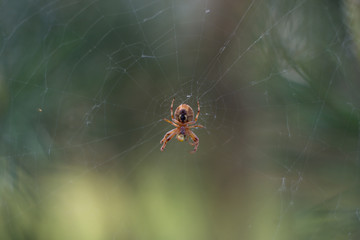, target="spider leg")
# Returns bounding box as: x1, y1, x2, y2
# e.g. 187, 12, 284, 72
188, 124, 204, 129
160, 128, 178, 151
186, 100, 201, 125
160, 128, 177, 144
163, 118, 179, 127
194, 100, 200, 122
171, 98, 175, 120
172, 119, 182, 125
187, 129, 200, 153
